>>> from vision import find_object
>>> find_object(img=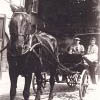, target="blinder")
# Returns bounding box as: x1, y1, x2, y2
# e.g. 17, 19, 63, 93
9, 12, 32, 55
